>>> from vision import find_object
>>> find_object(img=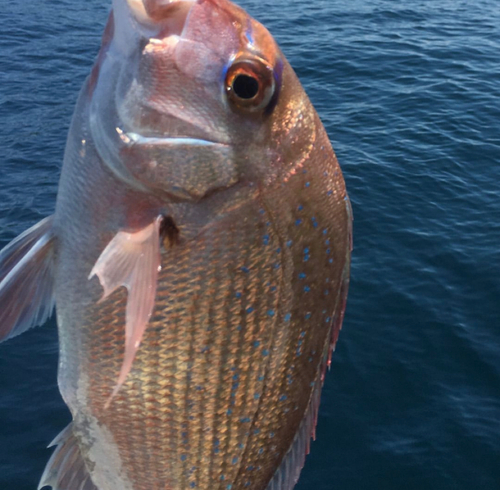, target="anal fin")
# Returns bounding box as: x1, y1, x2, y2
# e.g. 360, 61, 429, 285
38, 424, 98, 490
0, 216, 56, 342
